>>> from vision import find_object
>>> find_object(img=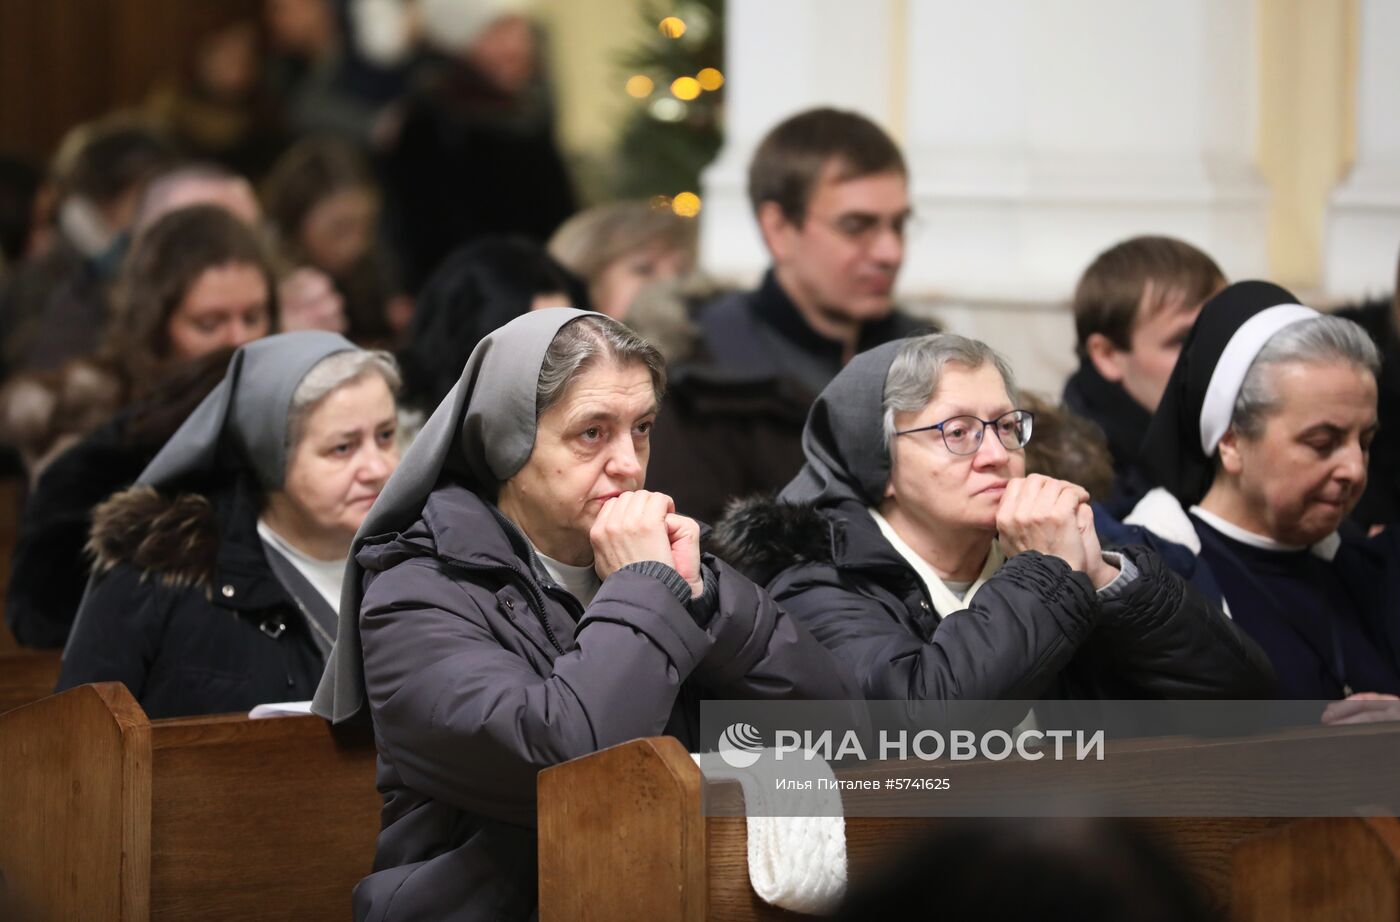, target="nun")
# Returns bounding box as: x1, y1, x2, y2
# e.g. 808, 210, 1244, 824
1127, 281, 1400, 700
312, 309, 857, 922
57, 332, 402, 717
714, 332, 1274, 707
